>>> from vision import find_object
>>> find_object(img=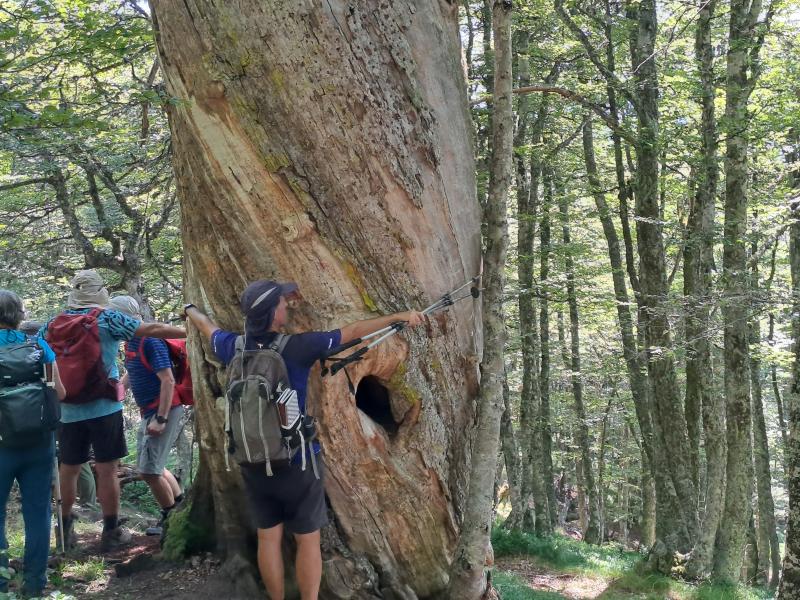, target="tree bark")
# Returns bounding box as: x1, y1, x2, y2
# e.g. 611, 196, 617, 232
779, 201, 800, 598
448, 1, 512, 597
150, 2, 482, 597
516, 99, 550, 536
